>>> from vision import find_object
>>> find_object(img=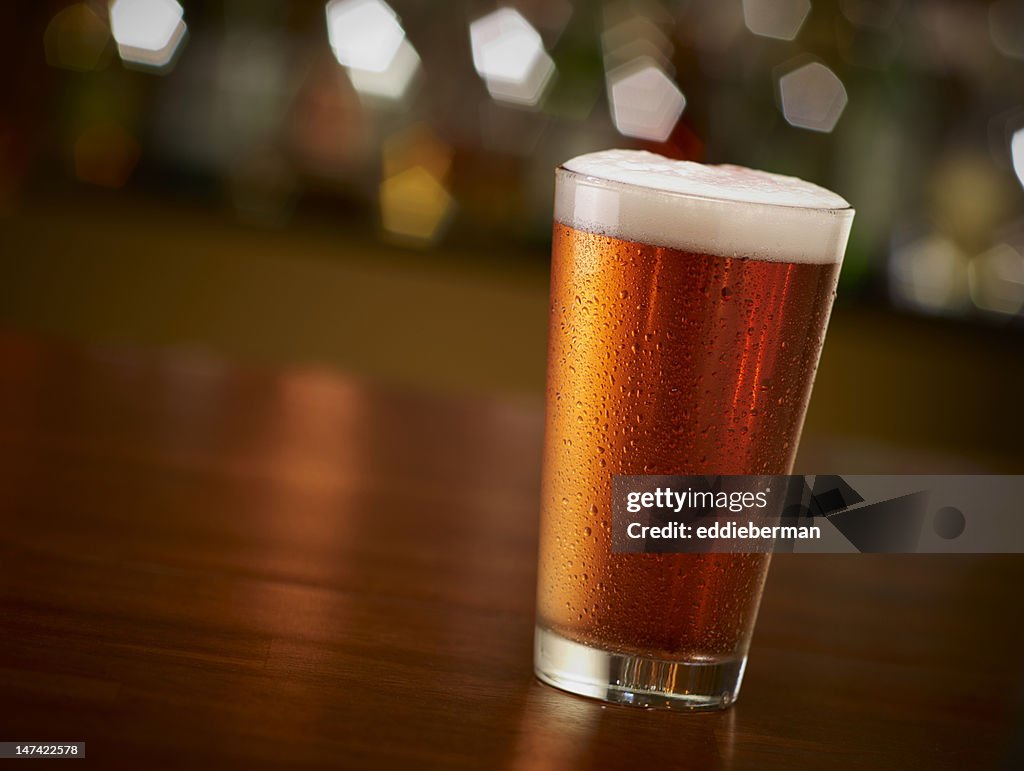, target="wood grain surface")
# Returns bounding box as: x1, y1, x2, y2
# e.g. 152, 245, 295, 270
0, 333, 1021, 770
